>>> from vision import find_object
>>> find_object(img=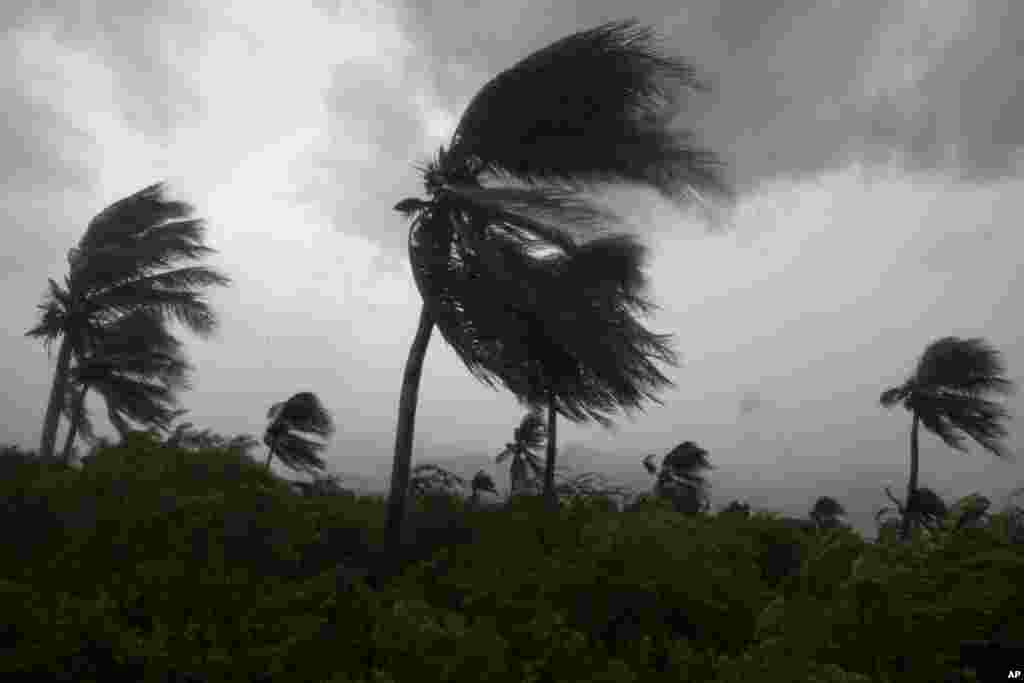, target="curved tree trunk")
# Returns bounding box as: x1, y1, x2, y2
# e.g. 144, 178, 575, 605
264, 445, 276, 471
39, 336, 74, 460
900, 411, 921, 542
60, 385, 89, 465
543, 391, 558, 512
386, 302, 434, 550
